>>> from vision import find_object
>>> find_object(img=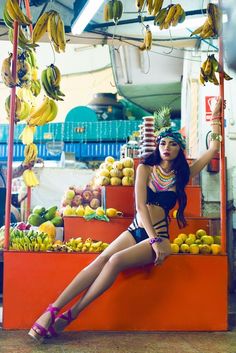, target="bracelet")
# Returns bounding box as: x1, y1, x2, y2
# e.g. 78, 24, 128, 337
210, 121, 221, 126
211, 117, 222, 121
210, 132, 223, 142
149, 237, 163, 245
